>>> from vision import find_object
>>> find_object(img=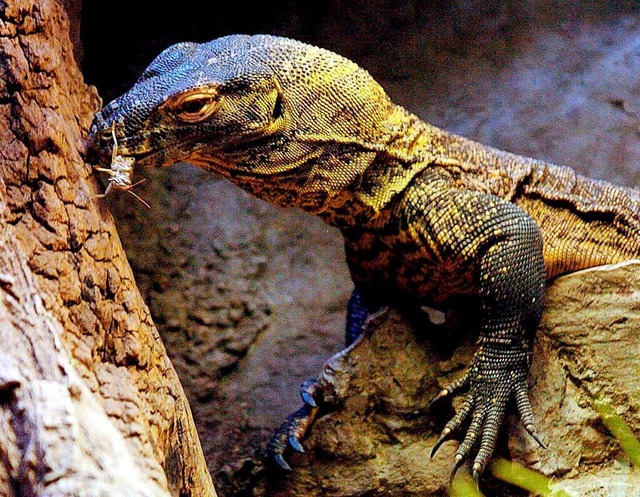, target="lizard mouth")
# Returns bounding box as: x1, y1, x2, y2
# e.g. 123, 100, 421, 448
101, 129, 193, 168
120, 145, 179, 169
121, 146, 164, 165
